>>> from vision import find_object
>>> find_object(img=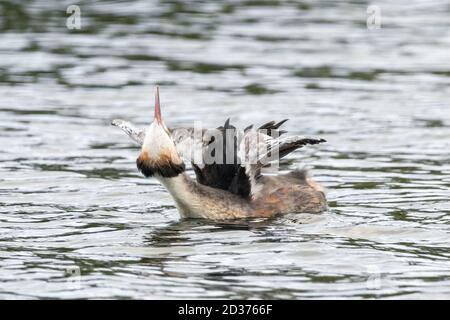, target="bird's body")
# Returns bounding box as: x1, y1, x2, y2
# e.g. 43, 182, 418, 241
112, 88, 327, 220
156, 171, 326, 219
